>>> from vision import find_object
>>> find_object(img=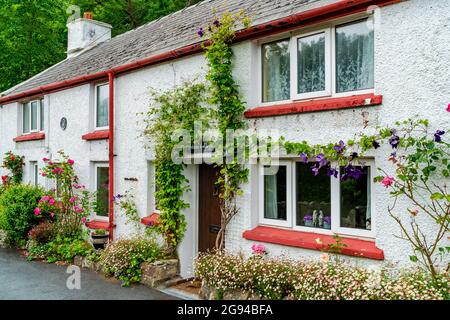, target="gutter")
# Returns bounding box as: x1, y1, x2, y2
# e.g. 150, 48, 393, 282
0, 0, 402, 105
108, 72, 115, 241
